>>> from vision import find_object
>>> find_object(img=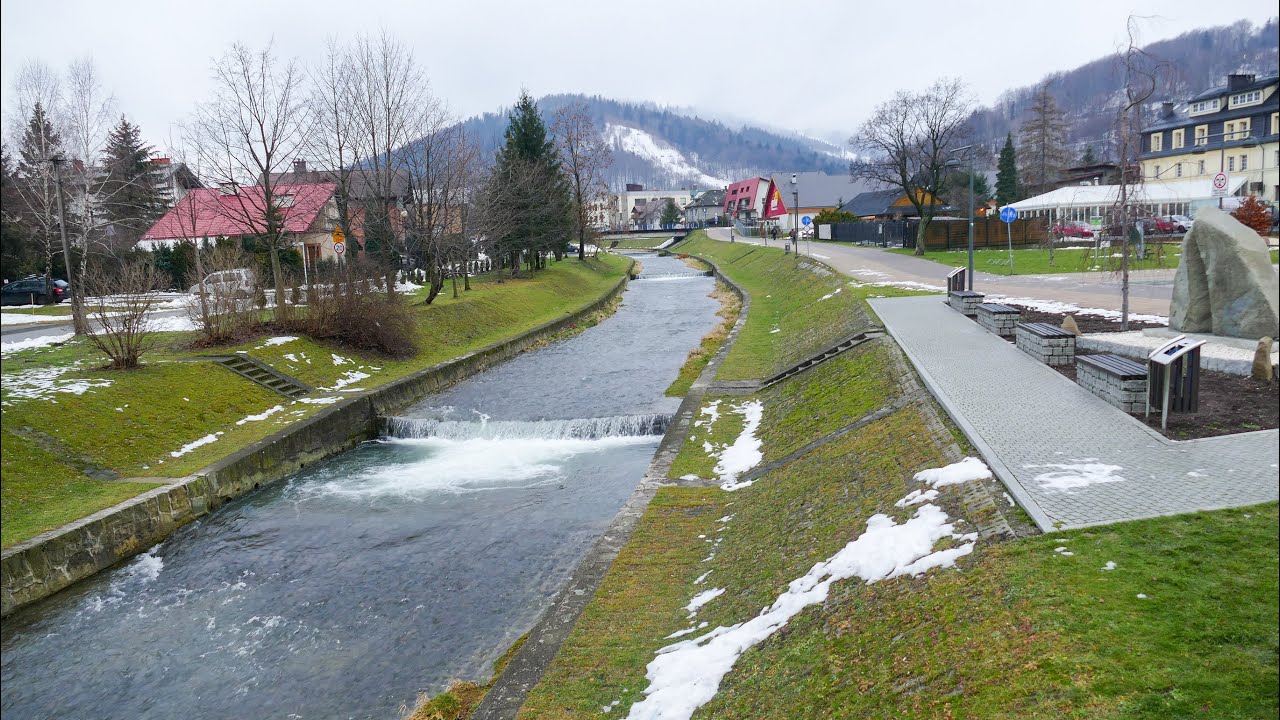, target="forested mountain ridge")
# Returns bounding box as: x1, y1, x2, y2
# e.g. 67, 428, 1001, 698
460, 94, 848, 191
966, 18, 1279, 161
